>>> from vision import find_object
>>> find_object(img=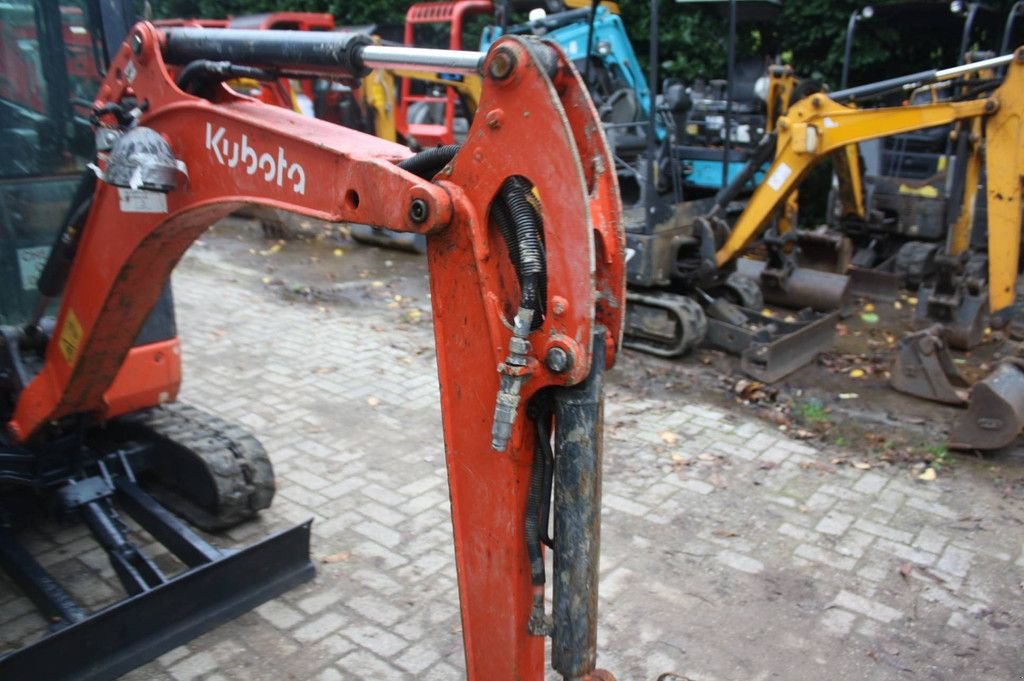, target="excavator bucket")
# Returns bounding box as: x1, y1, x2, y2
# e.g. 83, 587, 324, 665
950, 361, 1024, 450
793, 229, 853, 274
890, 326, 969, 405
736, 258, 852, 313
